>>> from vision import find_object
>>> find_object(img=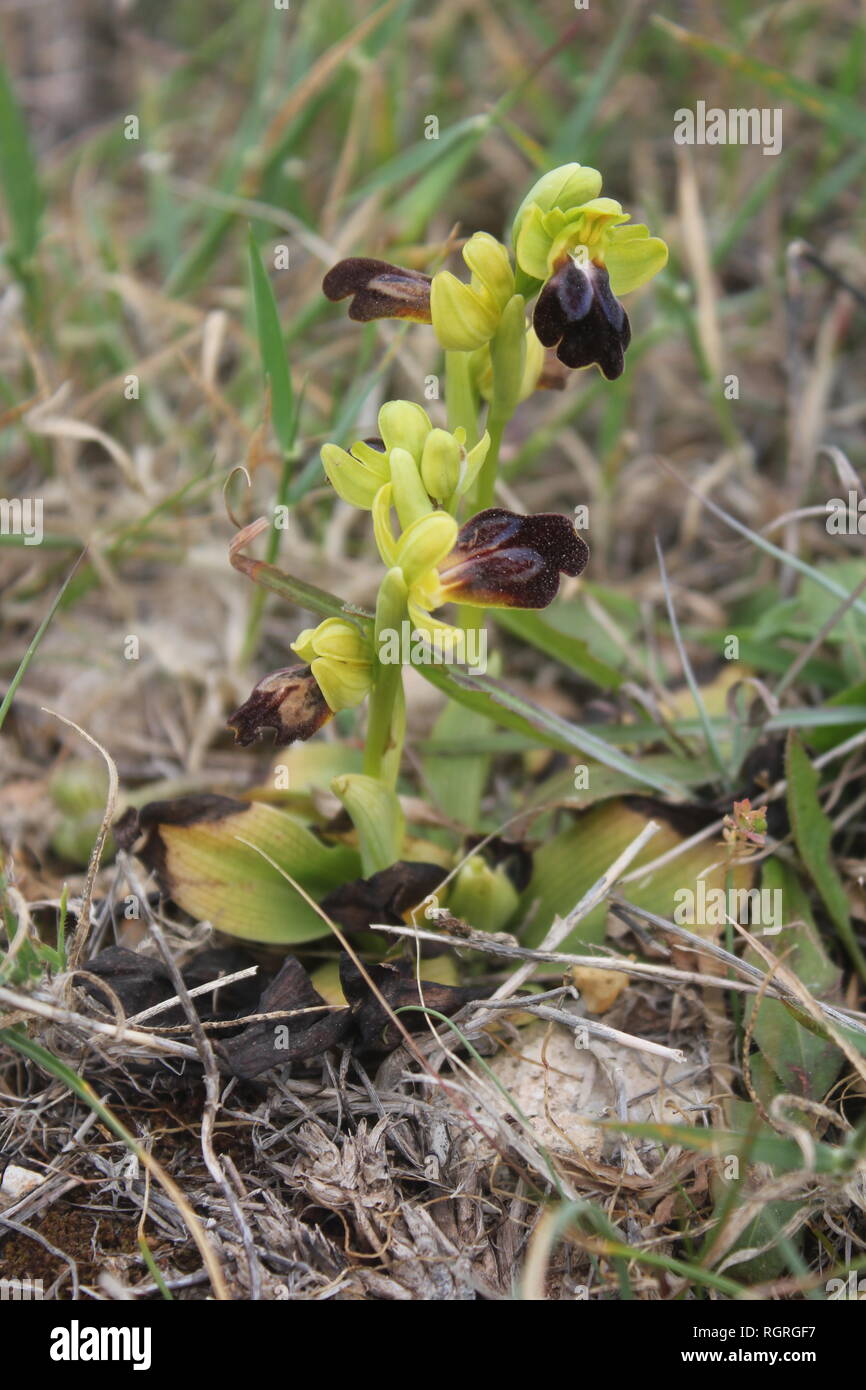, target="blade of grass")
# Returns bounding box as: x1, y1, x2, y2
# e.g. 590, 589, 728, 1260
654, 16, 866, 142
243, 229, 301, 661
422, 667, 691, 798
655, 535, 727, 782
0, 60, 42, 293
0, 551, 86, 733
662, 461, 866, 619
